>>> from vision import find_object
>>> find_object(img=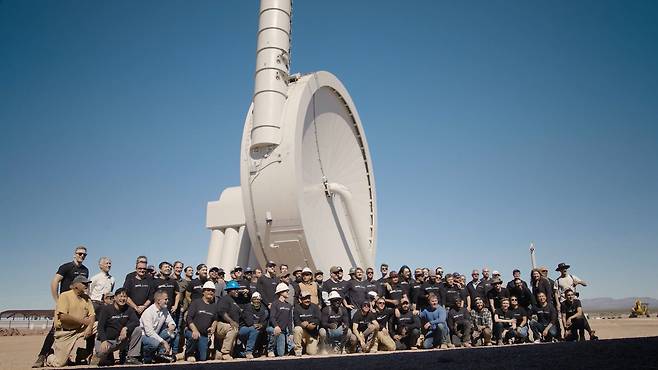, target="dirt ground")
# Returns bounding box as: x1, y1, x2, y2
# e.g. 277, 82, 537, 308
1, 317, 656, 370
